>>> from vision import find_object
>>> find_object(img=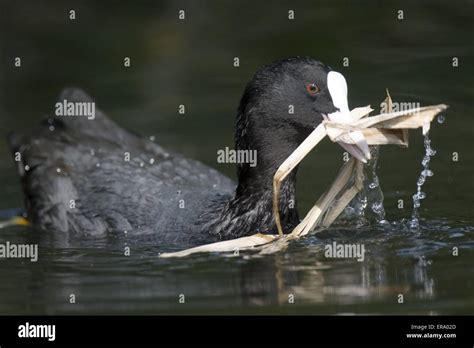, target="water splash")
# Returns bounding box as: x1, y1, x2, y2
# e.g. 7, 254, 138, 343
365, 147, 387, 224
410, 133, 436, 229
344, 146, 387, 226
